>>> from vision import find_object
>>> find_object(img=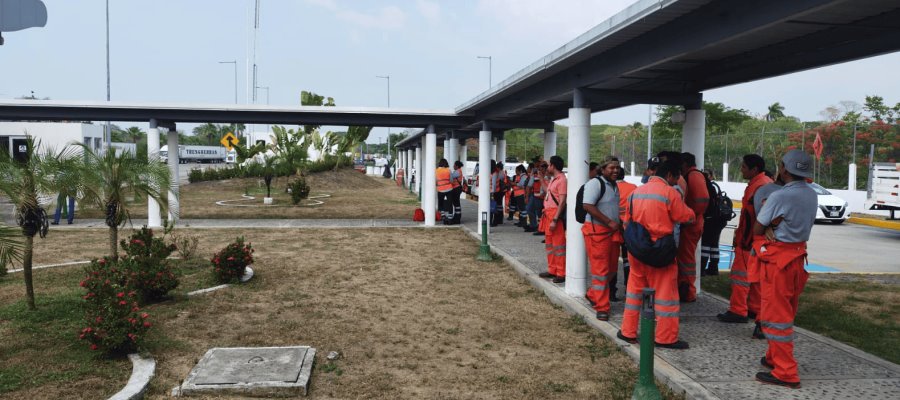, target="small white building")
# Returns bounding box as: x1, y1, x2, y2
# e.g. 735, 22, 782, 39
0, 121, 105, 156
